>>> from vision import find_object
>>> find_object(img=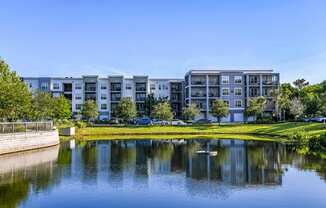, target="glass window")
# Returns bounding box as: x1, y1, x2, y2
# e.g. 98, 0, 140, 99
101, 104, 107, 110
234, 76, 242, 84
75, 94, 82, 100
101, 84, 107, 90
150, 84, 155, 90
76, 104, 83, 110
53, 83, 60, 90
235, 100, 242, 108
75, 83, 82, 90
224, 100, 230, 107
101, 94, 107, 100
221, 76, 229, 84
126, 83, 132, 90
222, 88, 229, 96
41, 82, 49, 90
234, 88, 242, 96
